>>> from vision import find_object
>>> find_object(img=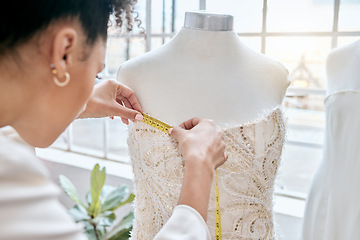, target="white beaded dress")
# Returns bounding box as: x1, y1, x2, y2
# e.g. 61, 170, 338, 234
128, 107, 286, 240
